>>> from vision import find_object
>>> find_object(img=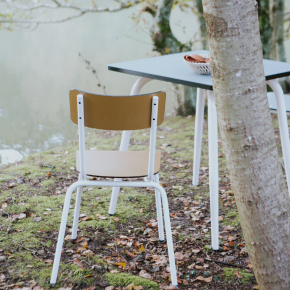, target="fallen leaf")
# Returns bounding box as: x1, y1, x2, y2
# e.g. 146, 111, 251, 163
64, 235, 72, 240
235, 271, 243, 279
247, 263, 253, 269
73, 259, 84, 268
192, 249, 201, 254
125, 250, 136, 258
253, 286, 259, 289
44, 259, 53, 264
114, 262, 126, 268
0, 274, 5, 282
152, 255, 168, 266
196, 276, 205, 282
174, 252, 184, 261
105, 287, 114, 290
110, 270, 119, 273
139, 245, 145, 253
81, 216, 92, 221
139, 270, 152, 280
114, 217, 120, 222
204, 276, 213, 282
33, 287, 44, 290
82, 250, 94, 256
218, 216, 223, 221
96, 213, 107, 219
125, 284, 135, 290
12, 213, 26, 220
